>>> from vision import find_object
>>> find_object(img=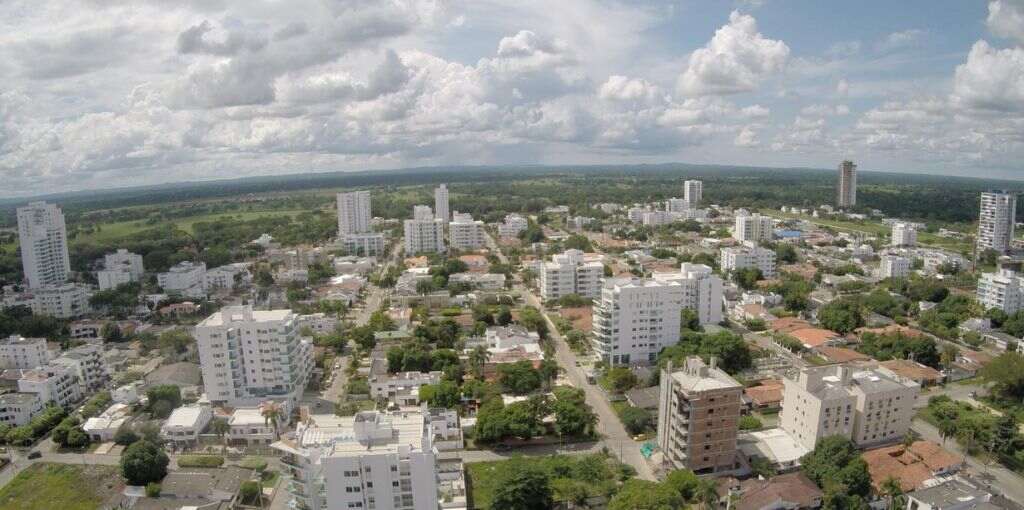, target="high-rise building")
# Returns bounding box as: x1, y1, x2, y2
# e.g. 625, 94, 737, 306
779, 365, 918, 451
977, 191, 1016, 253
734, 213, 774, 243
435, 184, 450, 223
720, 243, 777, 278
977, 267, 1024, 313
539, 249, 604, 301
657, 357, 742, 474
273, 411, 441, 510
891, 222, 917, 247
195, 305, 313, 408
413, 205, 434, 221
404, 216, 446, 254
653, 263, 724, 325
16, 201, 70, 289
684, 180, 703, 206
593, 277, 684, 365
837, 160, 857, 207
879, 254, 911, 279
337, 191, 372, 236
448, 212, 485, 250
